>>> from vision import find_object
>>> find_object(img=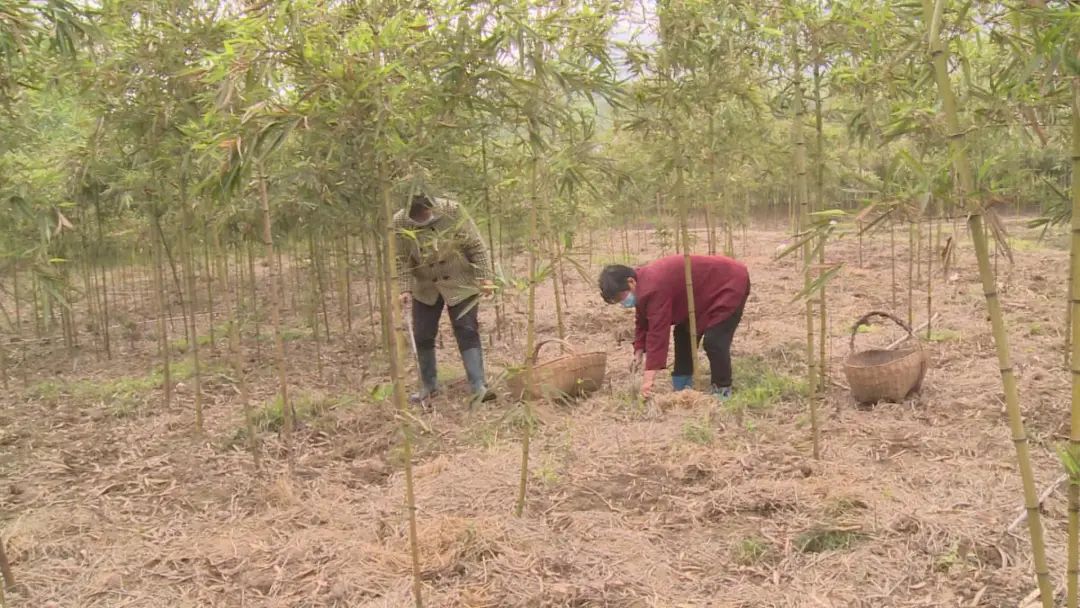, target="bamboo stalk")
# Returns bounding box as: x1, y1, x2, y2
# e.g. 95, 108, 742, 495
313, 234, 332, 343
204, 230, 216, 353
342, 237, 353, 334
552, 235, 566, 344
258, 170, 292, 463
1067, 76, 1080, 608
152, 220, 172, 409
308, 234, 324, 379
792, 35, 819, 459
927, 219, 933, 340
517, 145, 539, 518
94, 193, 111, 359
923, 2, 1053, 604
30, 273, 39, 339
908, 220, 915, 327
1068, 250, 1073, 369
481, 131, 504, 344
0, 341, 7, 391
247, 241, 260, 358
813, 58, 827, 390
677, 163, 698, 381
180, 206, 204, 434
0, 536, 14, 592
891, 221, 897, 310
378, 159, 423, 608
13, 265, 20, 335
220, 234, 260, 470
